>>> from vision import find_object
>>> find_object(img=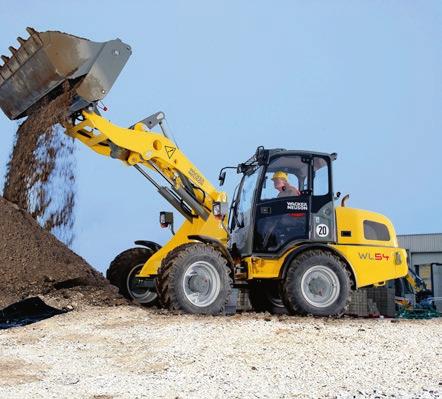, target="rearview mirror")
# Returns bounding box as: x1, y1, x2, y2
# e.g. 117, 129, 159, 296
218, 171, 226, 186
